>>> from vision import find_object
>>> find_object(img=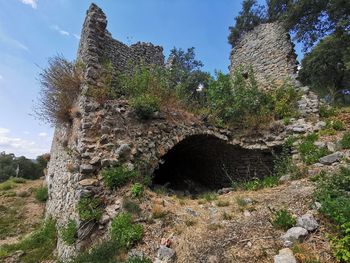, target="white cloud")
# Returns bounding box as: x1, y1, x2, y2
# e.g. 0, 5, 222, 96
23, 131, 30, 135
0, 75, 3, 80
0, 30, 29, 51
0, 127, 50, 158
19, 0, 38, 9
38, 132, 47, 137
52, 25, 70, 36
73, 34, 80, 40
